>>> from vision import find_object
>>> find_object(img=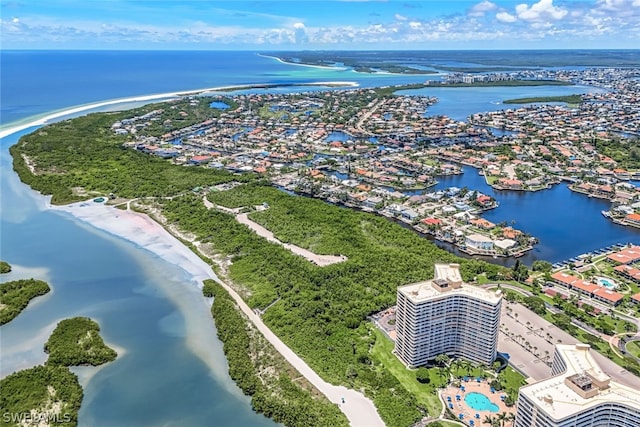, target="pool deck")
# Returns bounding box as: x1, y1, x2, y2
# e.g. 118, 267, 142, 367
440, 379, 515, 426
